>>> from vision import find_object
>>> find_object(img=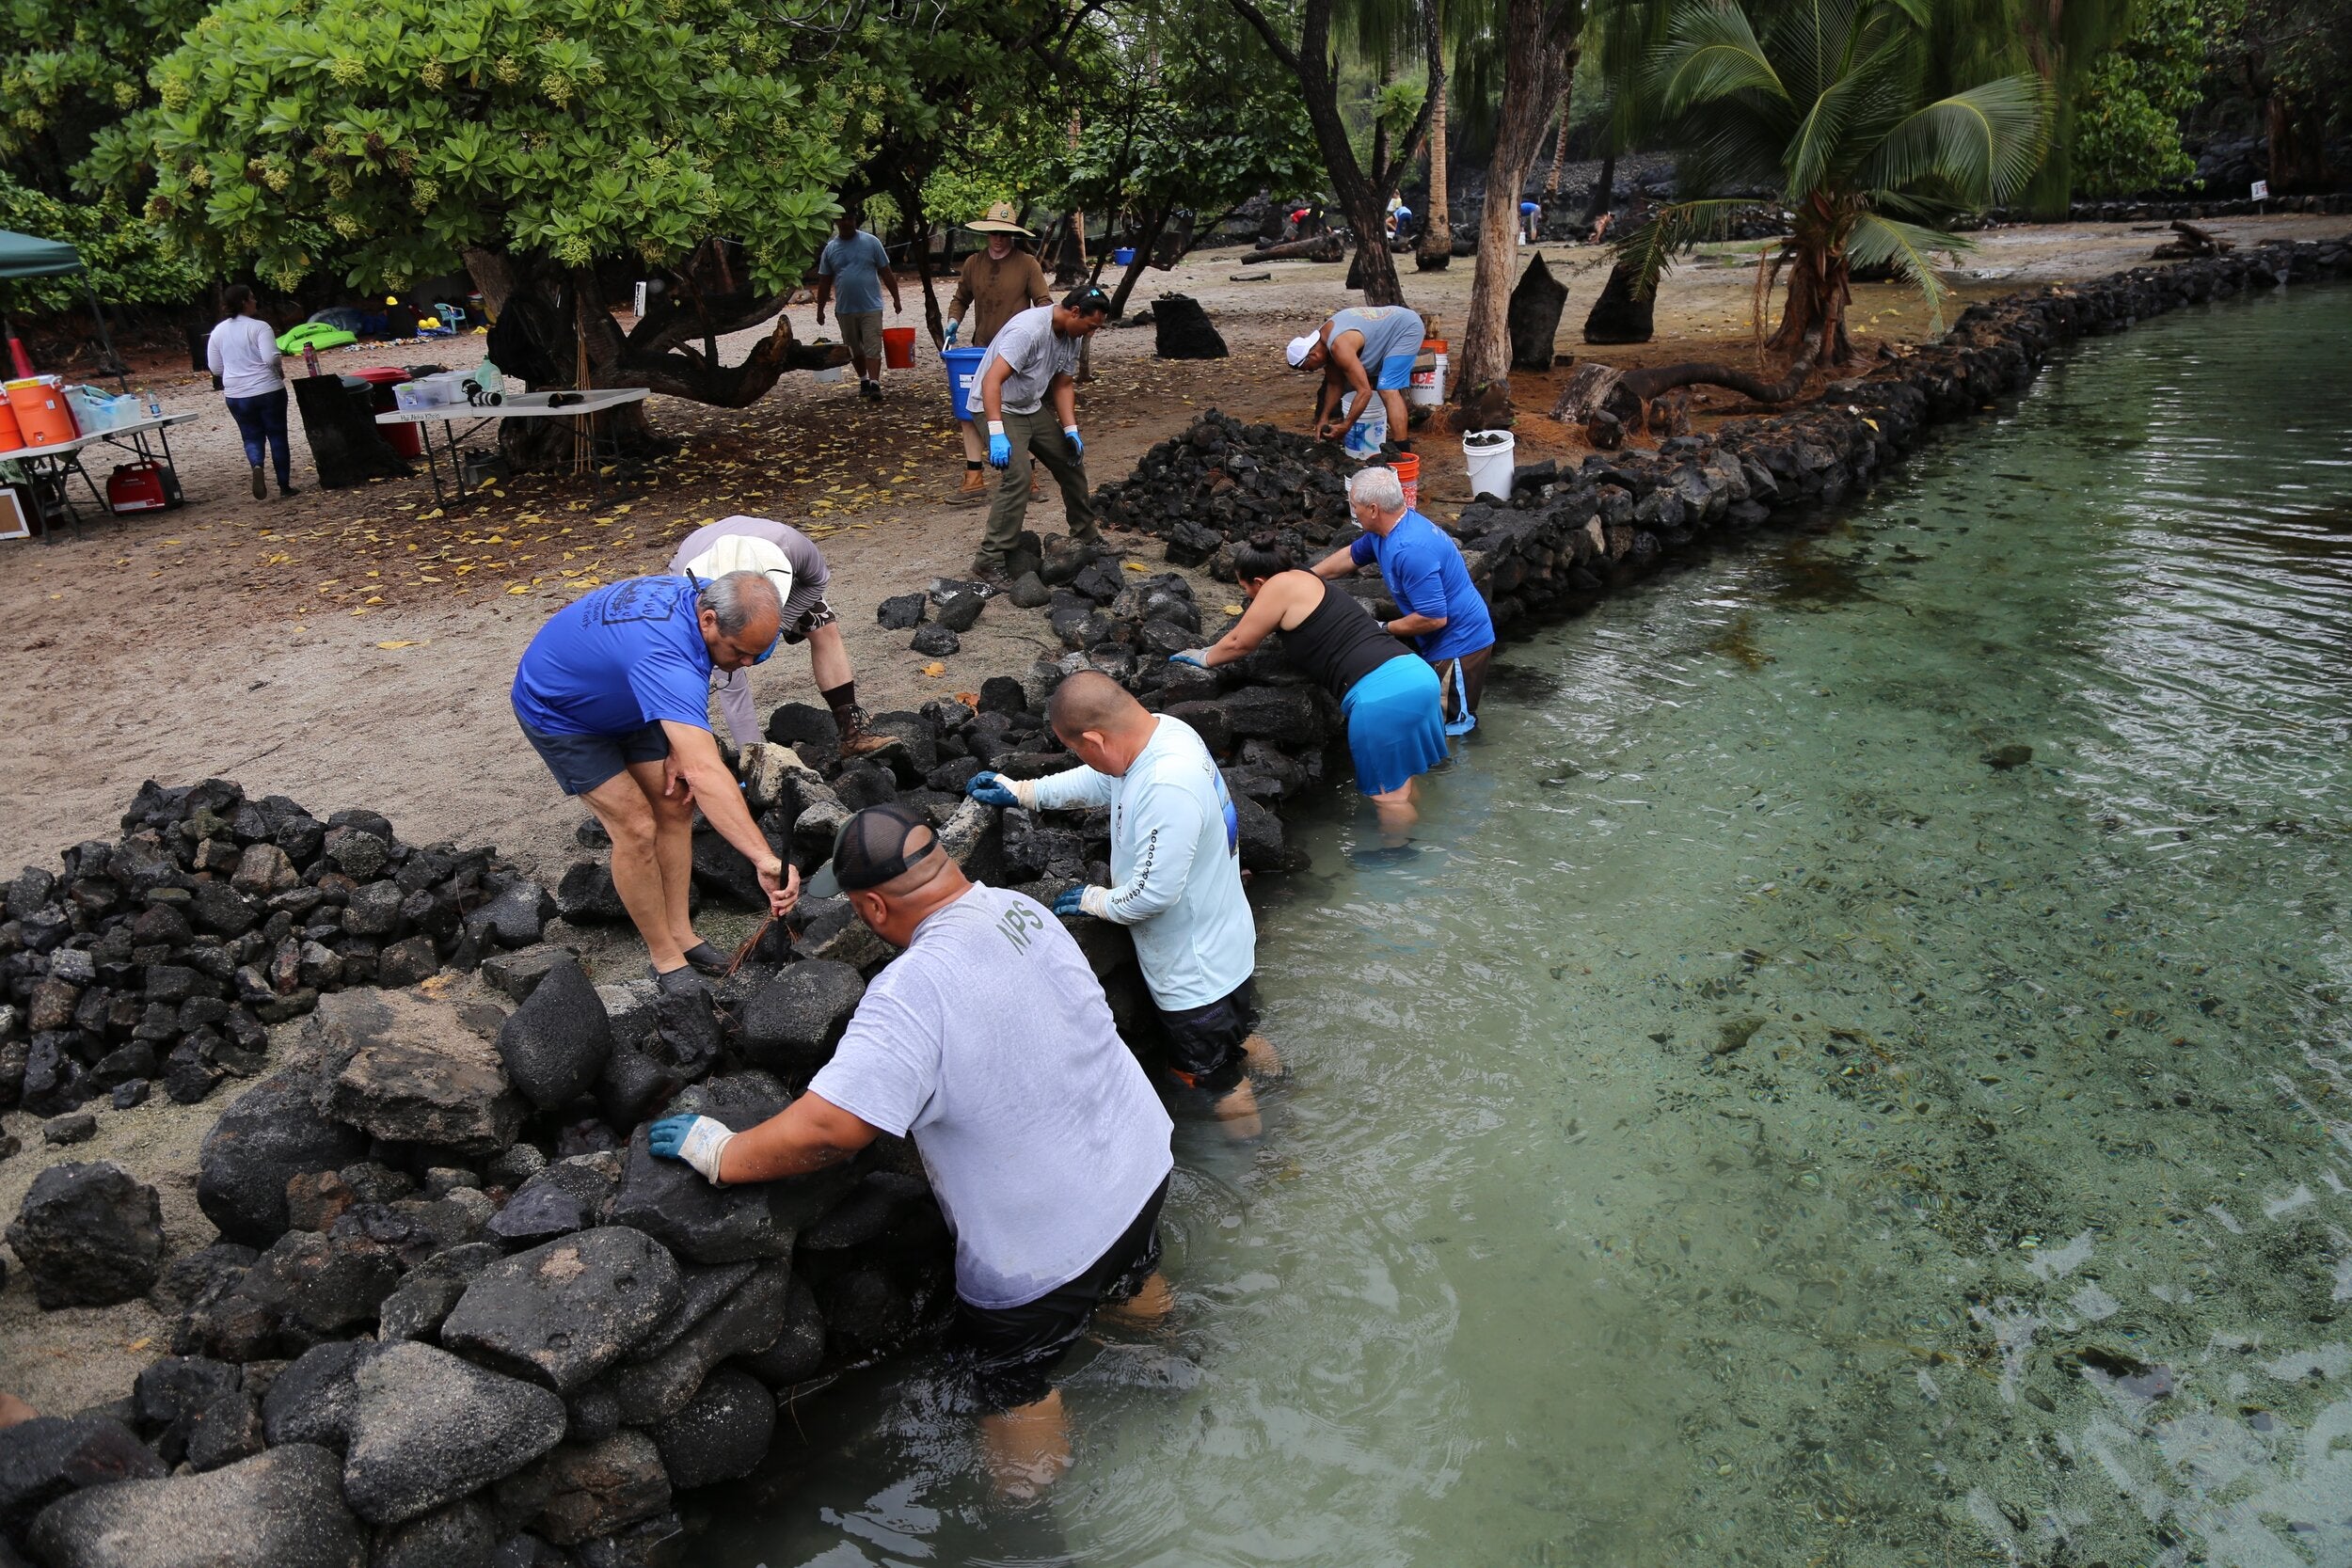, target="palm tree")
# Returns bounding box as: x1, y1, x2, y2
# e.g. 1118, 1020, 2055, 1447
1615, 0, 2051, 376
